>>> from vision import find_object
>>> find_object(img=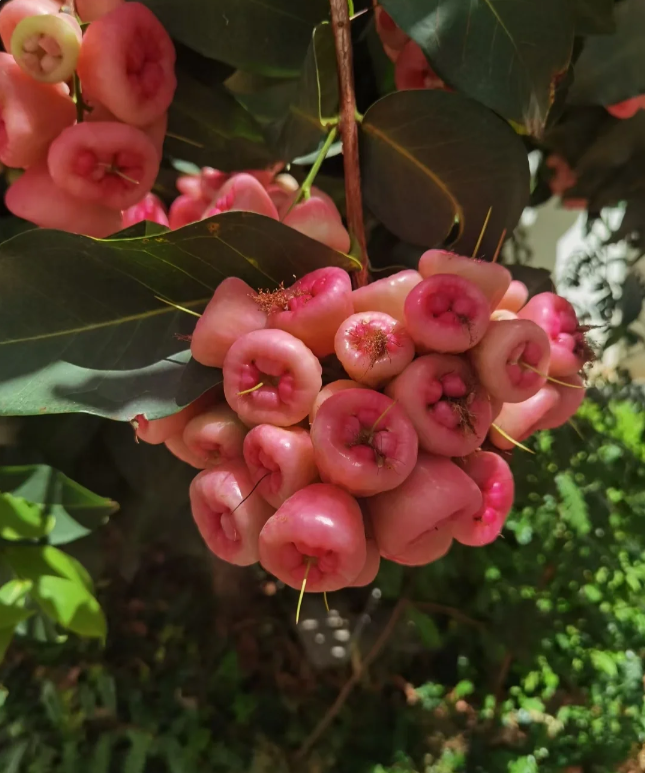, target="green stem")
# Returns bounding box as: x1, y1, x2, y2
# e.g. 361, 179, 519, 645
73, 72, 85, 123
284, 125, 338, 219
